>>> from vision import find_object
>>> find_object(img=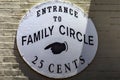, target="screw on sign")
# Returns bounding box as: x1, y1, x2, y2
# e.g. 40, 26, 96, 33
17, 1, 98, 79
